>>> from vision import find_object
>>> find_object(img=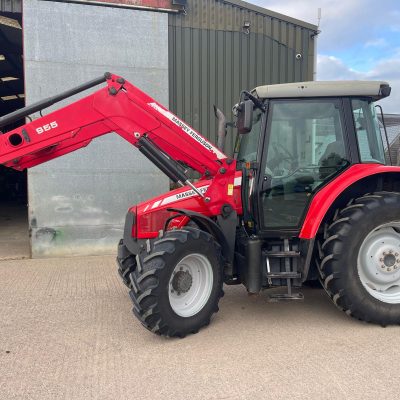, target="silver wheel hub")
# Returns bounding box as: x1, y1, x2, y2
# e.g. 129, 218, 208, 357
171, 269, 193, 295
358, 223, 400, 303
168, 253, 214, 317
382, 253, 398, 270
